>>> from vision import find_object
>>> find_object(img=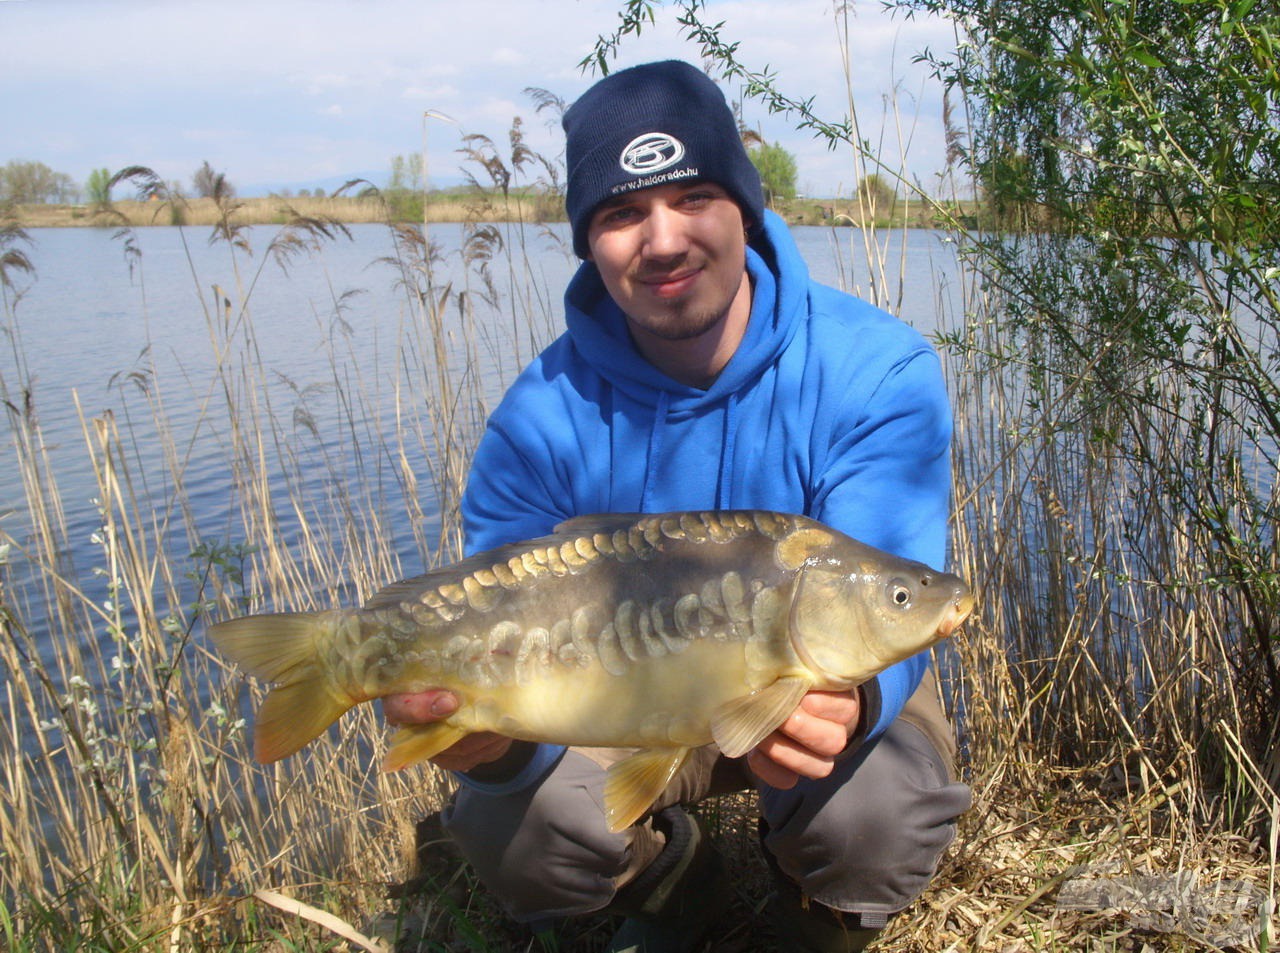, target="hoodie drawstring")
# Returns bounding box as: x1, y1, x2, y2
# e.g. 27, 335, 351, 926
638, 390, 740, 512
716, 392, 739, 510
639, 390, 670, 512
